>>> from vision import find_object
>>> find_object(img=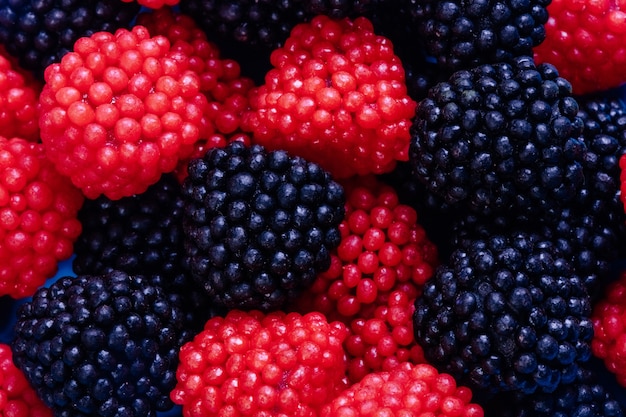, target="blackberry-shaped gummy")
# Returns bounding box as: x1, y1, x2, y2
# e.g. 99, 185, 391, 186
484, 365, 624, 417
179, 0, 309, 51
11, 271, 189, 417
414, 224, 594, 395
0, 0, 140, 80
574, 95, 626, 230
408, 0, 551, 73
410, 56, 586, 217
72, 174, 215, 330
182, 141, 345, 310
